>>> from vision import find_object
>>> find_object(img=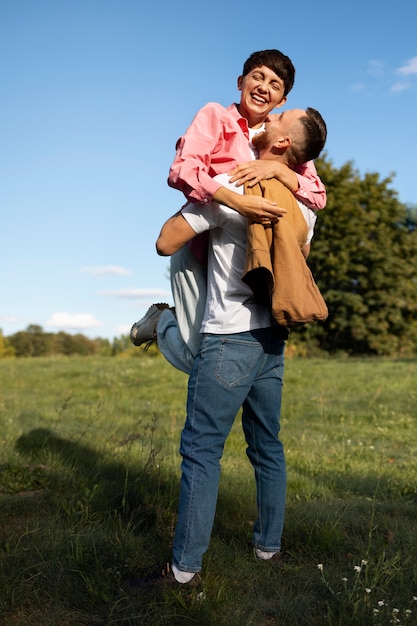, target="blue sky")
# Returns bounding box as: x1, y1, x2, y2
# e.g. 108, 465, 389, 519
1, 0, 416, 341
